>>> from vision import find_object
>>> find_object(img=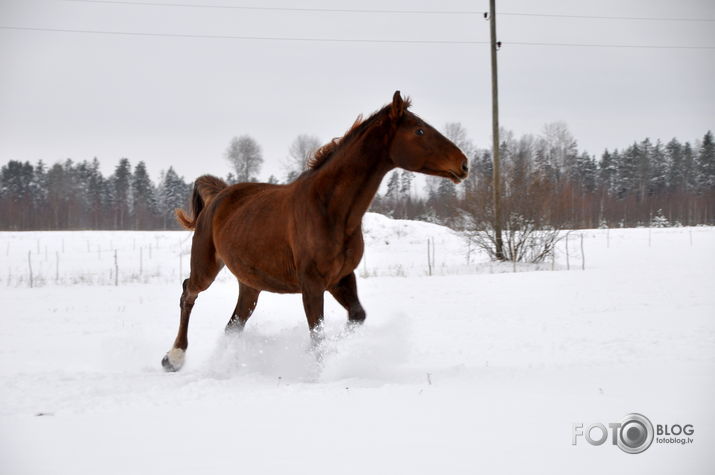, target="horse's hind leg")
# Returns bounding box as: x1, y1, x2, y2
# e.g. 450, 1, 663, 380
225, 282, 261, 334
161, 248, 223, 372
328, 272, 366, 324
